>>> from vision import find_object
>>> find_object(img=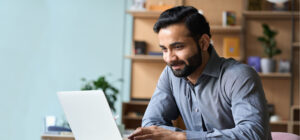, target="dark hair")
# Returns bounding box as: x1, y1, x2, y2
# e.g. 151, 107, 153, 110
153, 6, 211, 40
